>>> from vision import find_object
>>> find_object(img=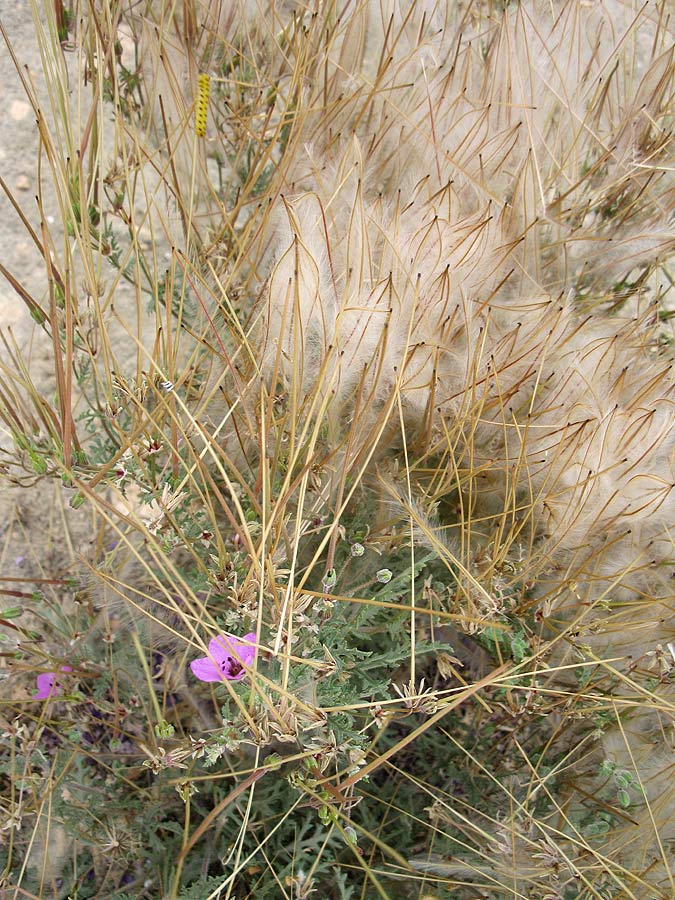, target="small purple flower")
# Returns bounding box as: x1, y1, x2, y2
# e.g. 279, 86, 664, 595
190, 632, 257, 683
34, 666, 73, 700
